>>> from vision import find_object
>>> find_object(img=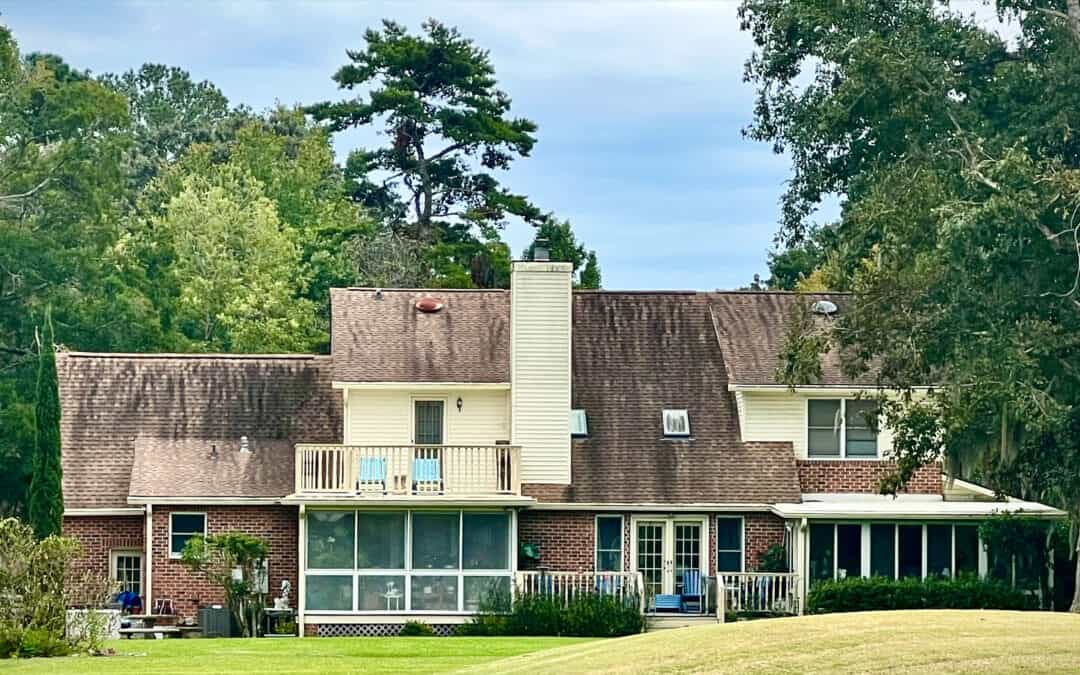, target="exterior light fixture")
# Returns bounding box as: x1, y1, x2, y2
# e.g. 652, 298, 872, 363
456, 397, 463, 412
